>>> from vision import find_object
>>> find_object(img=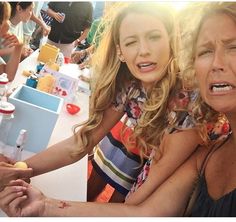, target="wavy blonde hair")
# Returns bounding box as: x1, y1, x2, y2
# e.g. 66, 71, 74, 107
0, 2, 11, 25
129, 4, 180, 160
179, 2, 236, 144
72, 2, 179, 158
